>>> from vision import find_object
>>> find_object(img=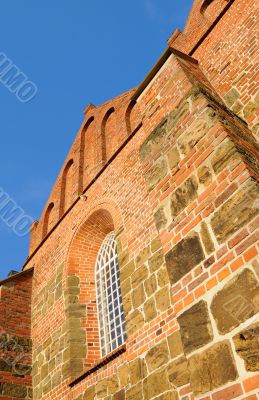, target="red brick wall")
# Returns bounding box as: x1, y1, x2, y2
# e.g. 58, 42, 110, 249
0, 271, 33, 399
